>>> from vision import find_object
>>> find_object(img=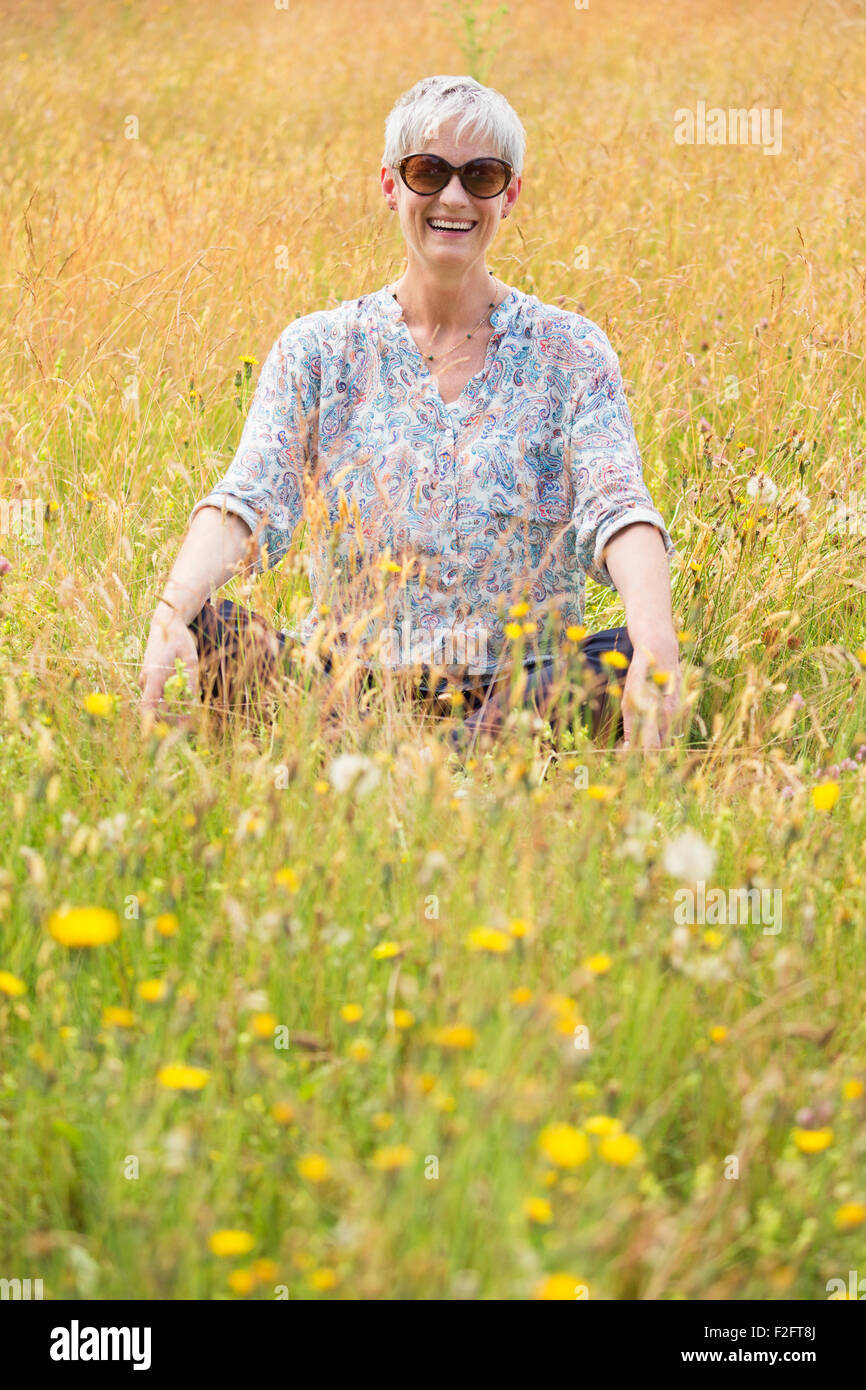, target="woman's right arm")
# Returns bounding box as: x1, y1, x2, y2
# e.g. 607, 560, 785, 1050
139, 315, 319, 716
139, 506, 253, 714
